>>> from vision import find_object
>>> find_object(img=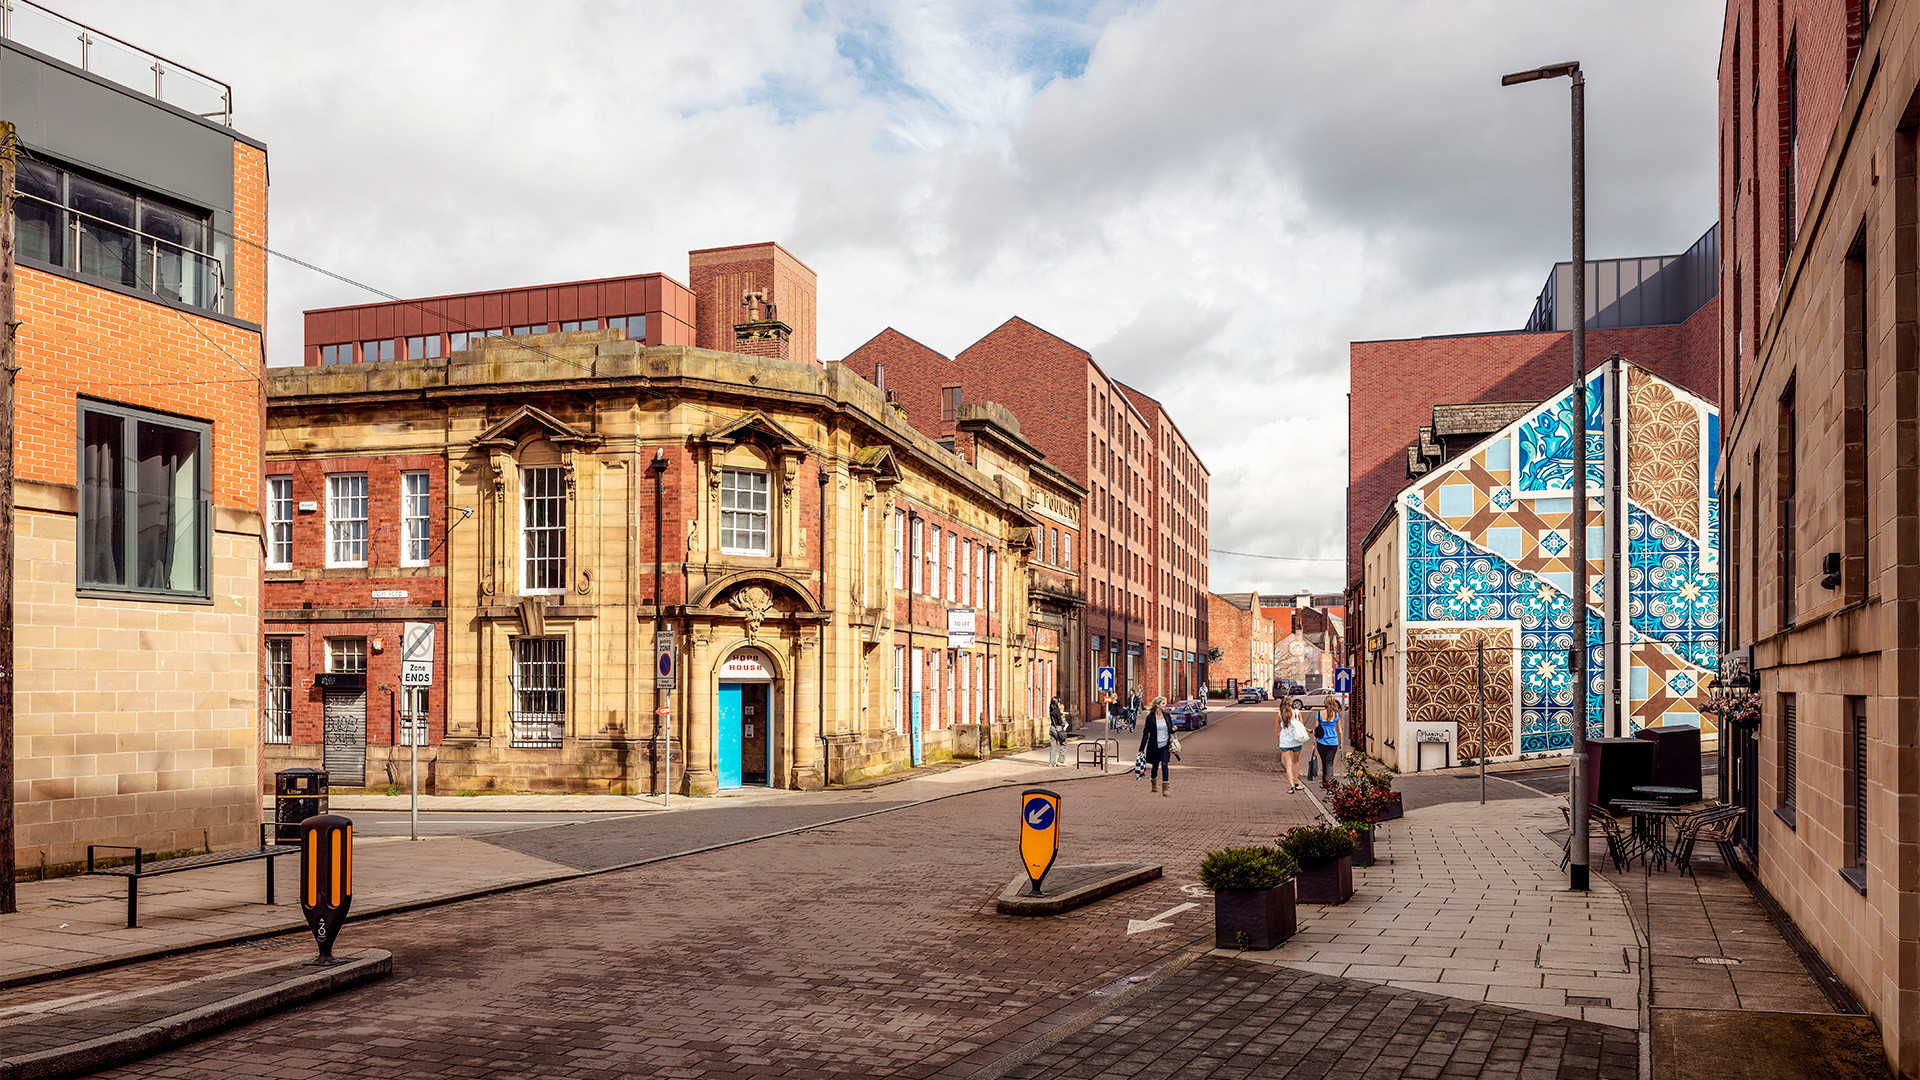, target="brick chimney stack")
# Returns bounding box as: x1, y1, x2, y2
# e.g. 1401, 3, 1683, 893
689, 242, 819, 366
